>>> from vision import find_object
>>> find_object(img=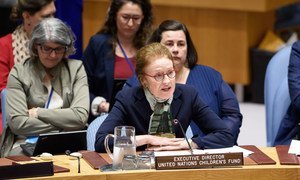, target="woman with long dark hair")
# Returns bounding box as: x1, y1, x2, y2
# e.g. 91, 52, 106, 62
82, 0, 153, 122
